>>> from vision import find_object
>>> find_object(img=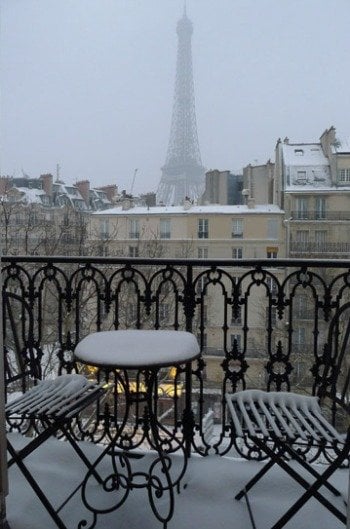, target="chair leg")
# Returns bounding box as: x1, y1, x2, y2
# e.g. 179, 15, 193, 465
7, 440, 69, 529
271, 453, 348, 529
235, 457, 276, 500
282, 442, 342, 497
61, 425, 103, 484
252, 437, 348, 528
